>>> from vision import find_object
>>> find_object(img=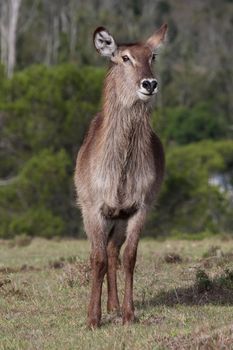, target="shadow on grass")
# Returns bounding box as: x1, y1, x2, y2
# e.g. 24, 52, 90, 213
136, 282, 233, 309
